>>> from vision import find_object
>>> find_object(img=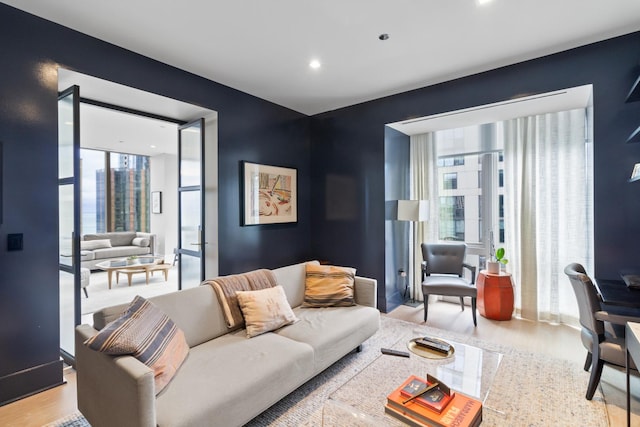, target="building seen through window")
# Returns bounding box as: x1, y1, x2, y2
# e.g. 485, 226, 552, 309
81, 149, 150, 234
434, 124, 505, 268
